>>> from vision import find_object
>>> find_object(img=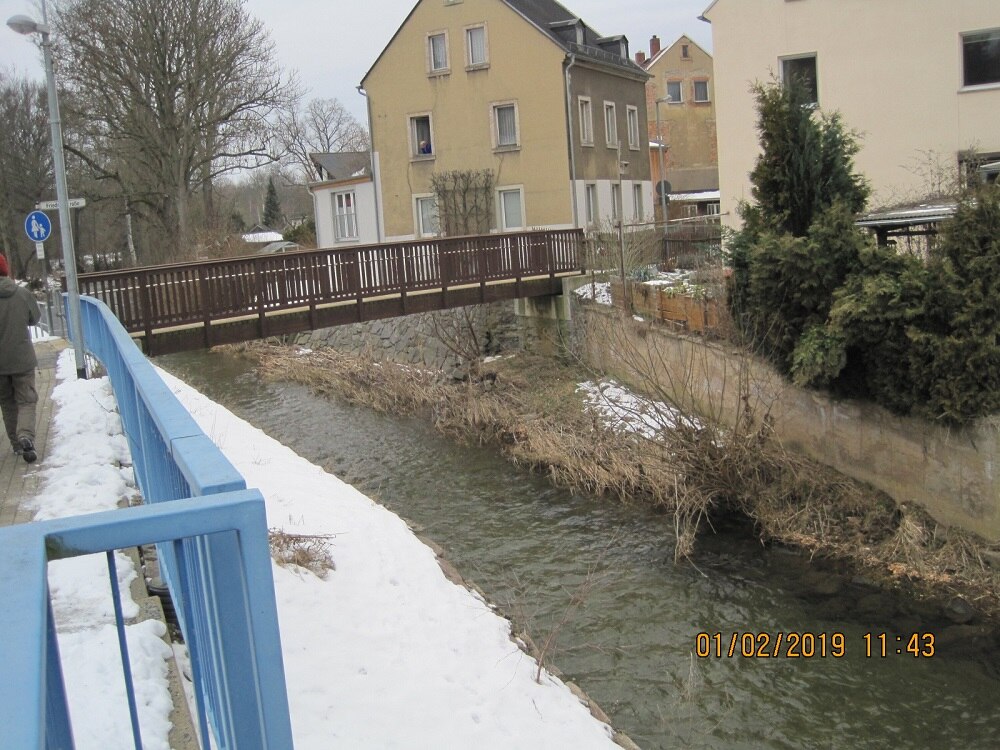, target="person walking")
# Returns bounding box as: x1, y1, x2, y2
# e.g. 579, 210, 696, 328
0, 253, 41, 463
